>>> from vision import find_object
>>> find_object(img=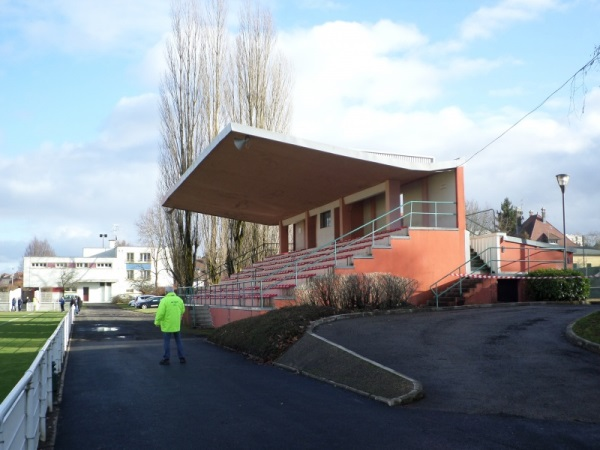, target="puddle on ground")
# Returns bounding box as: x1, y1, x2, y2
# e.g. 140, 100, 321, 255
95, 326, 119, 332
